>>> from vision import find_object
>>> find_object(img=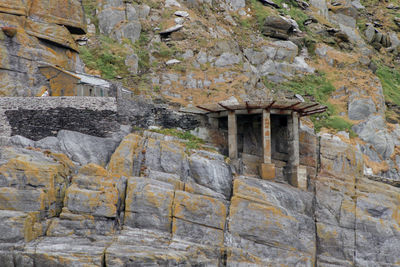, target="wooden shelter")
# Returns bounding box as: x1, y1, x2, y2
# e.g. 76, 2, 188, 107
195, 98, 327, 189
